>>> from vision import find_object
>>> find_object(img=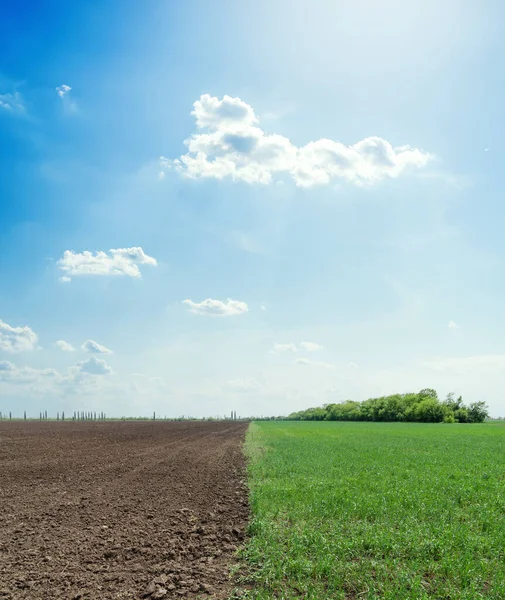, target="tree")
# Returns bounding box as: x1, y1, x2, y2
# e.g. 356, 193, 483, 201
419, 388, 438, 400
467, 401, 489, 423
